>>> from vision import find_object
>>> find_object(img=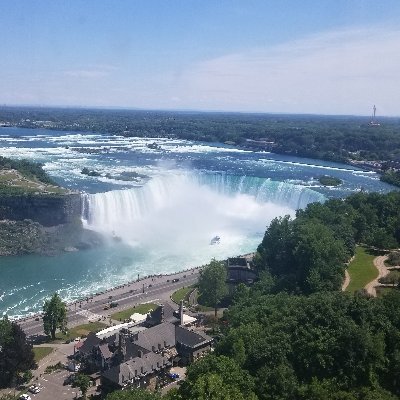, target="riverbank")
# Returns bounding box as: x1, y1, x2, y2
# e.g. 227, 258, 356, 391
16, 251, 256, 339
16, 265, 202, 324
15, 252, 255, 323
